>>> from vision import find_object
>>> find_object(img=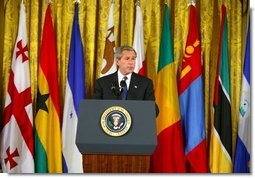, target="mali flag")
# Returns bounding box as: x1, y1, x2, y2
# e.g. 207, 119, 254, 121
151, 4, 186, 173
34, 5, 62, 173
209, 5, 232, 173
